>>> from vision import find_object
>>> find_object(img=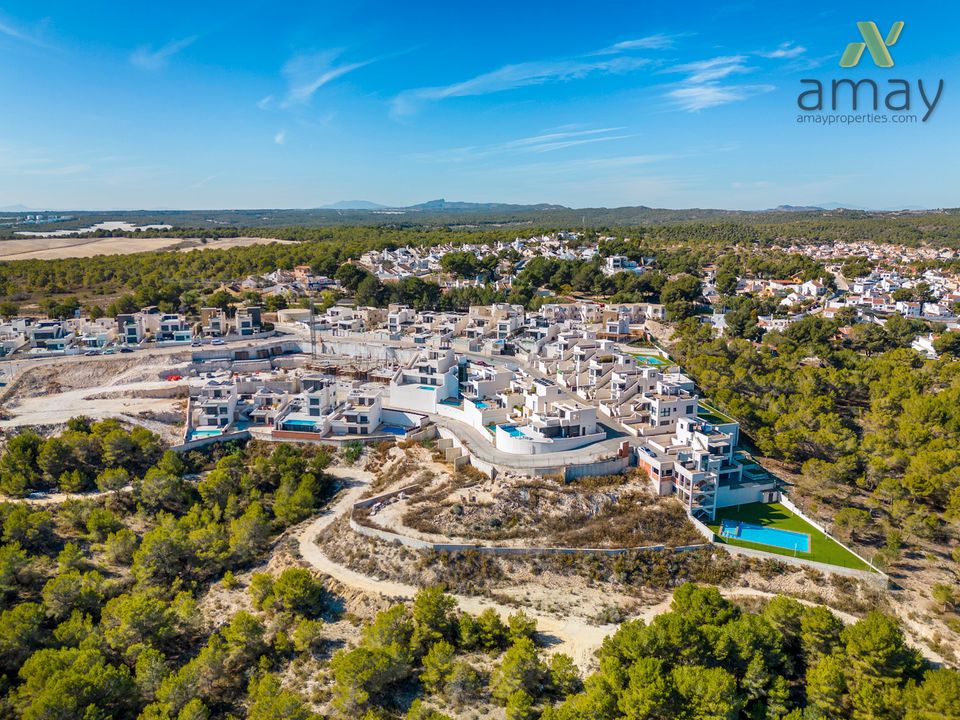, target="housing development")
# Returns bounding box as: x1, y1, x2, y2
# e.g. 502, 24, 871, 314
2, 212, 960, 719
3, 1, 960, 715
